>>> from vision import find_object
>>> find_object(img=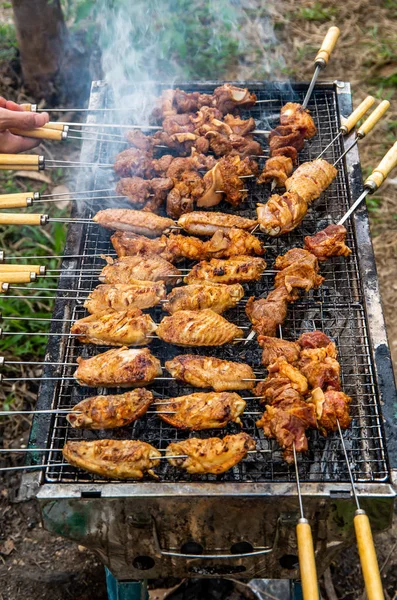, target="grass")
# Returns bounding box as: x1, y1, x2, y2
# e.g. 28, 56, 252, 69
296, 2, 338, 22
